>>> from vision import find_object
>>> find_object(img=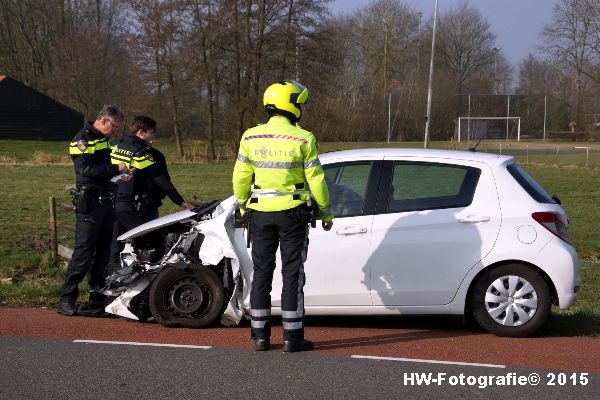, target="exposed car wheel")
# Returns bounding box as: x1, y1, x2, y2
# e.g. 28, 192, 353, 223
470, 264, 551, 337
149, 265, 225, 328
